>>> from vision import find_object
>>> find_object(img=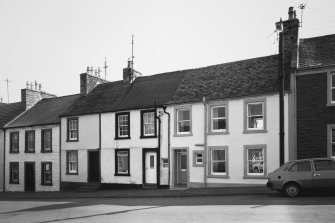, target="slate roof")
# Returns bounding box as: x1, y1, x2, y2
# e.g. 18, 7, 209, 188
299, 34, 335, 70
6, 94, 80, 128
63, 71, 187, 116
0, 102, 25, 128
170, 55, 279, 104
